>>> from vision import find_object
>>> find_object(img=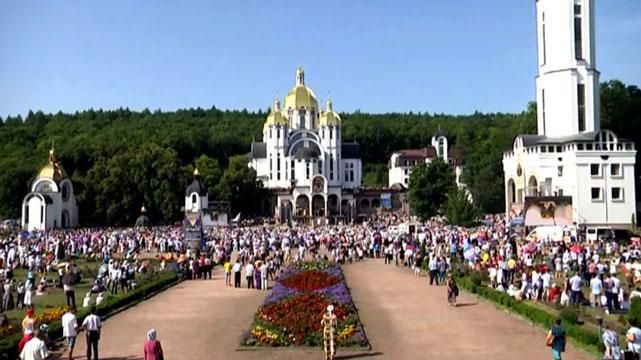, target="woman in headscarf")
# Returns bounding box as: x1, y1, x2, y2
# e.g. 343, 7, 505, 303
321, 304, 338, 360
447, 274, 459, 306
143, 328, 164, 360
